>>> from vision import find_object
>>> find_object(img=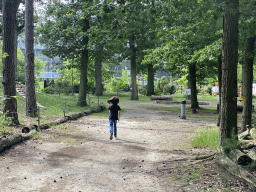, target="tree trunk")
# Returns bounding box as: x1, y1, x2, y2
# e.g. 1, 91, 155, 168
95, 46, 103, 96
189, 63, 199, 111
25, 0, 37, 117
241, 36, 255, 131
146, 63, 155, 96
78, 17, 89, 106
2, 0, 19, 124
187, 74, 191, 100
217, 54, 222, 126
130, 35, 138, 100
14, 0, 21, 80
219, 0, 239, 146
14, 23, 18, 79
